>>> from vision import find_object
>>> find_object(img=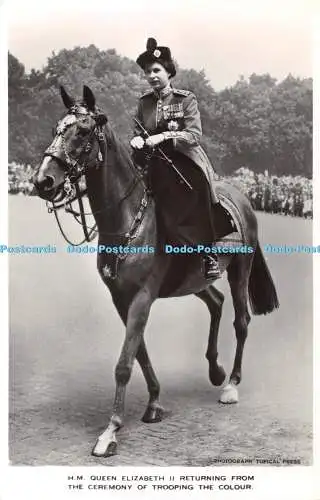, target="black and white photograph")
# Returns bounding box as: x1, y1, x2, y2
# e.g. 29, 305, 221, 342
2, 0, 318, 497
